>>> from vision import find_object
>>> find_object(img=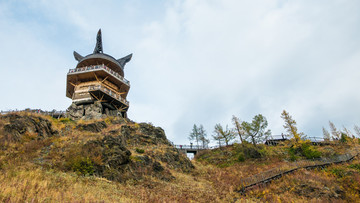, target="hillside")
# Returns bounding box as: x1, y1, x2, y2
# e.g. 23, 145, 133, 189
0, 112, 359, 202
